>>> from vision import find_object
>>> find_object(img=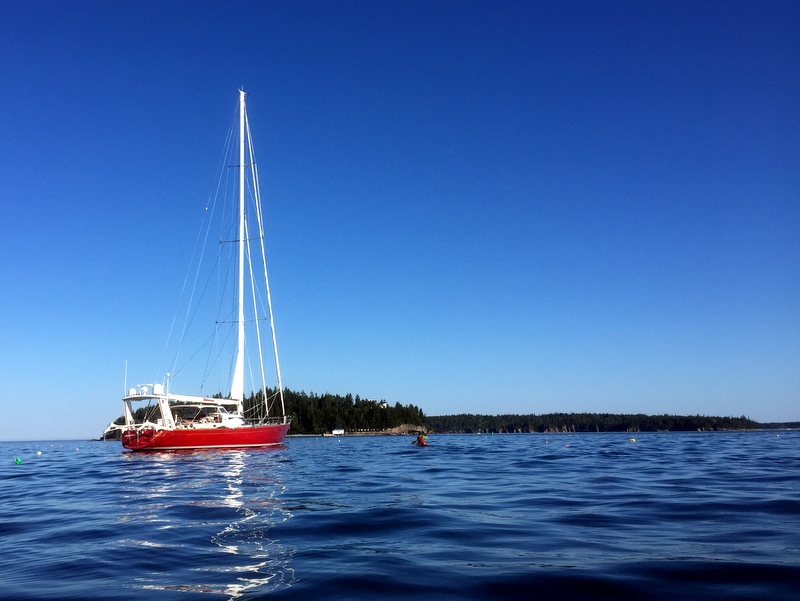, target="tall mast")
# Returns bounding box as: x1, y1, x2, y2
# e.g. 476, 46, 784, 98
230, 89, 246, 409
